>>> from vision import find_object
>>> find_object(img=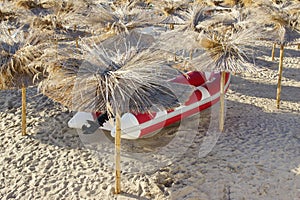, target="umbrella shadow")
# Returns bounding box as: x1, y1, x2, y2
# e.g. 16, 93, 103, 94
278, 47, 300, 58
253, 44, 275, 58
230, 75, 300, 103
0, 86, 84, 149
5, 87, 84, 149
255, 57, 277, 70
168, 99, 300, 199
116, 192, 150, 200
0, 85, 214, 152
254, 43, 300, 58
29, 104, 84, 149
255, 56, 300, 83
0, 89, 21, 112
282, 67, 300, 82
